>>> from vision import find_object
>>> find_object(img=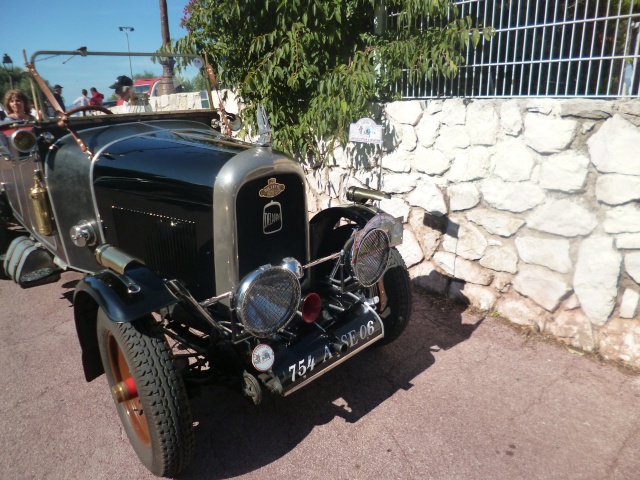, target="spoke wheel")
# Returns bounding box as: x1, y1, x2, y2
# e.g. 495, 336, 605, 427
97, 309, 194, 477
